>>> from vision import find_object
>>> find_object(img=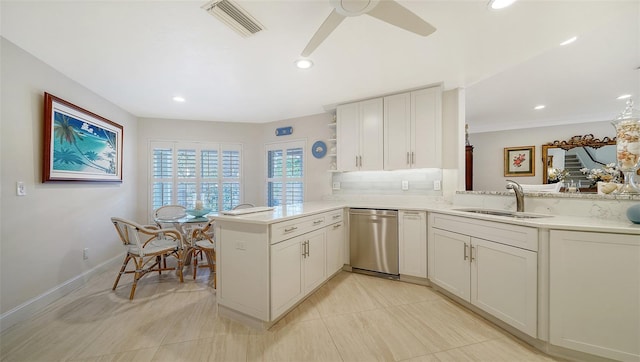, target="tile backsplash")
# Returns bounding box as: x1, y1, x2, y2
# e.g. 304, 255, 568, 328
331, 169, 442, 196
